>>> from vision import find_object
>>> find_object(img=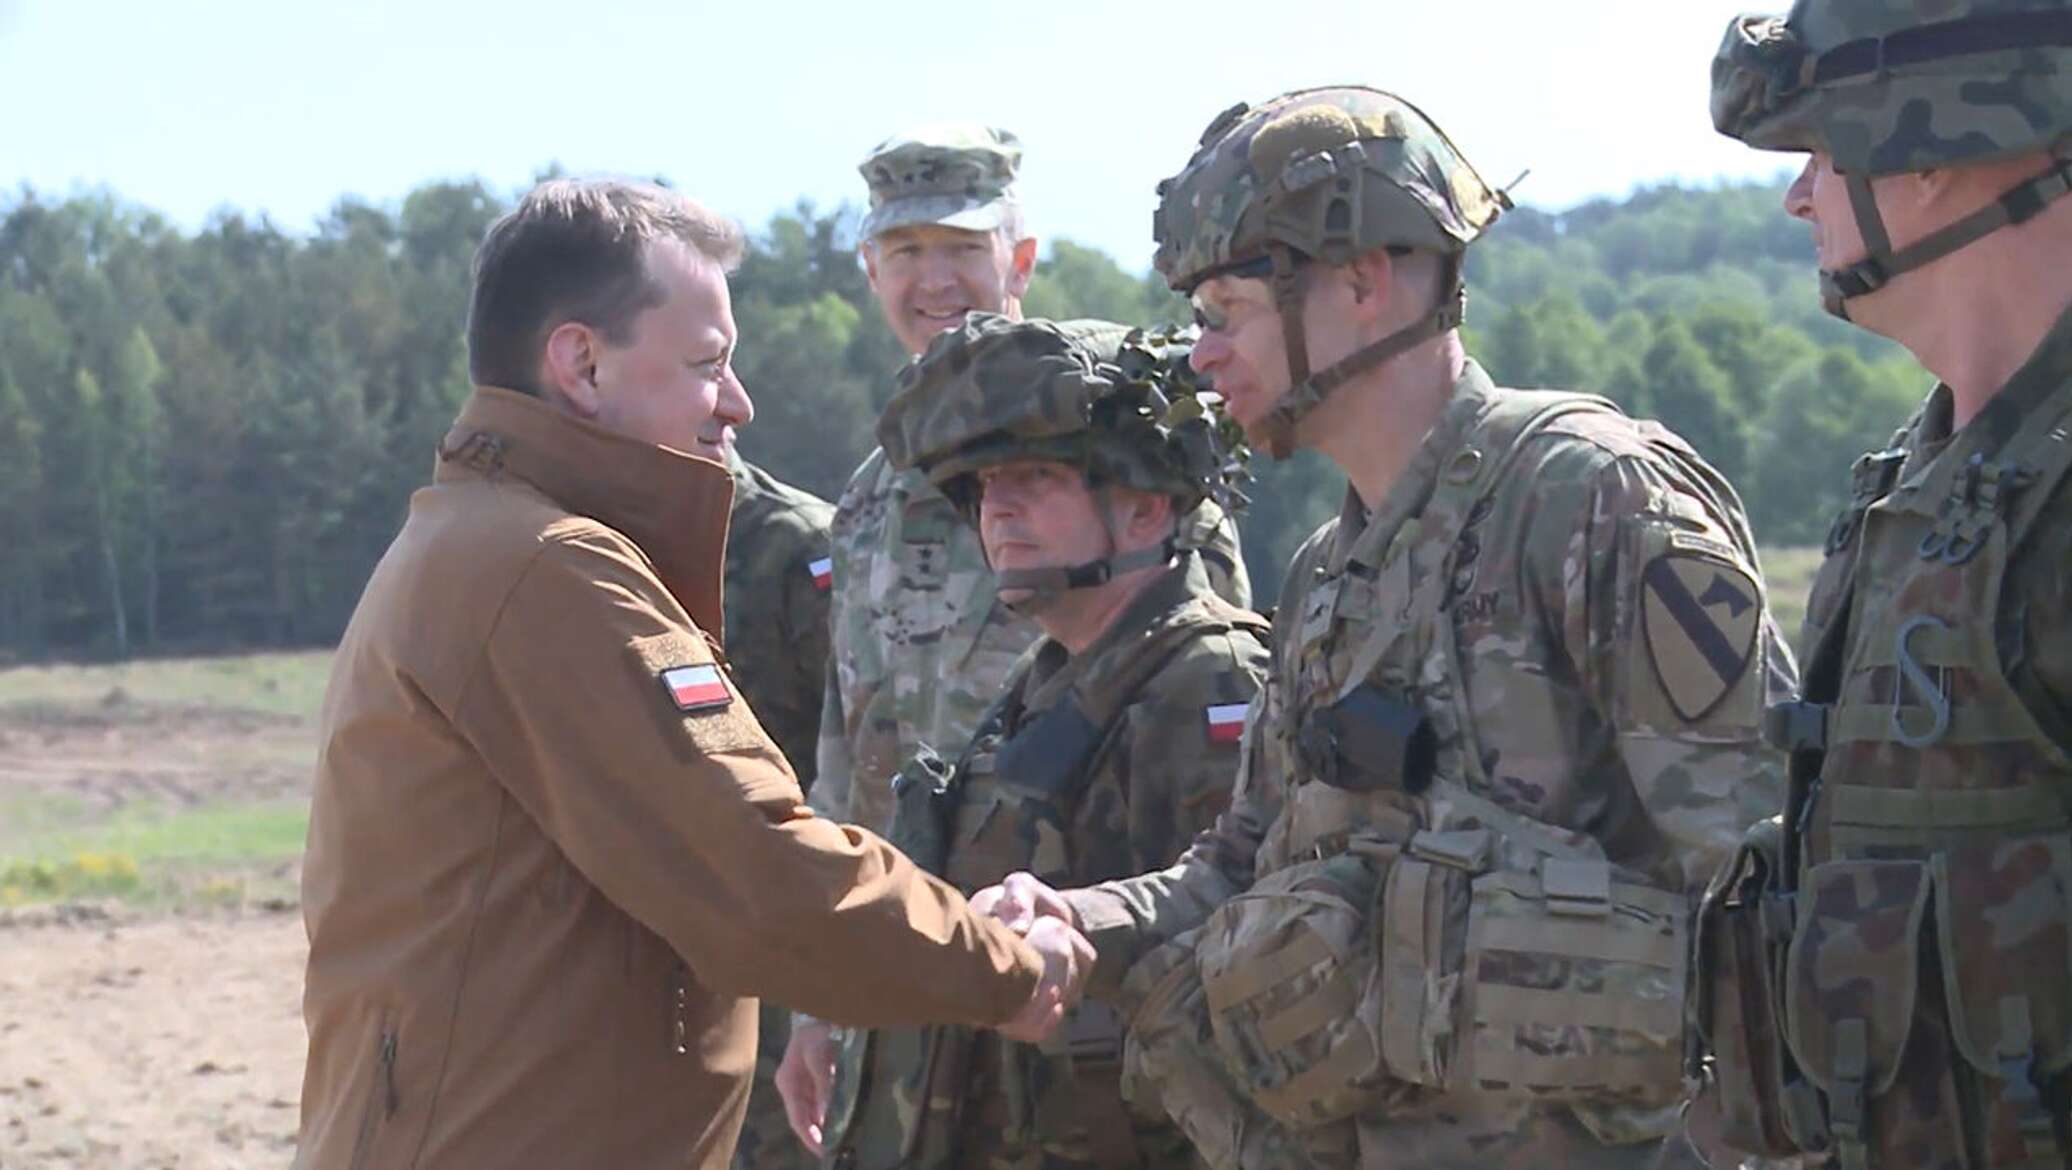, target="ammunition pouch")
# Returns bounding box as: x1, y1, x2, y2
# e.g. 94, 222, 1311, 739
1295, 683, 1437, 795
1773, 830, 2072, 1170
1188, 823, 1690, 1134
1690, 816, 1801, 1156
884, 745, 956, 877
